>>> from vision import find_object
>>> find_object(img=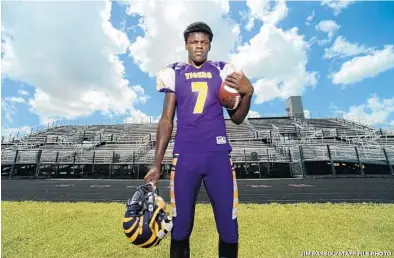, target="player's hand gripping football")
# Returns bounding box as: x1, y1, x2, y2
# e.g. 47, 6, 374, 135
224, 71, 254, 97
144, 166, 161, 185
